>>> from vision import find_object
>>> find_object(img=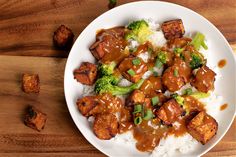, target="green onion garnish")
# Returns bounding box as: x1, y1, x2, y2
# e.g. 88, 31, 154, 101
175, 95, 184, 106
132, 58, 141, 65
190, 92, 210, 99
153, 71, 158, 77
183, 88, 193, 95
134, 116, 142, 125
171, 93, 178, 98
143, 109, 153, 120
127, 69, 135, 76
133, 104, 142, 114
174, 69, 179, 77
151, 96, 159, 106
174, 47, 184, 55
155, 59, 163, 68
